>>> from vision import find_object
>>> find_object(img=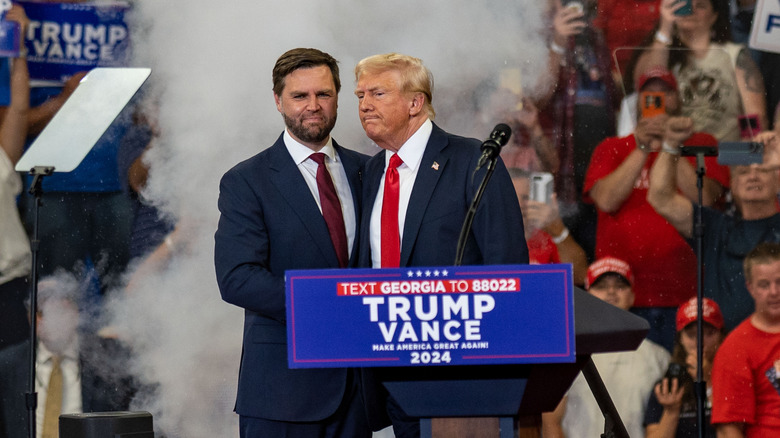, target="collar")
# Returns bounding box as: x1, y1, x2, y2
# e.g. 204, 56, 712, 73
283, 130, 336, 165
386, 119, 432, 172
37, 338, 79, 365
